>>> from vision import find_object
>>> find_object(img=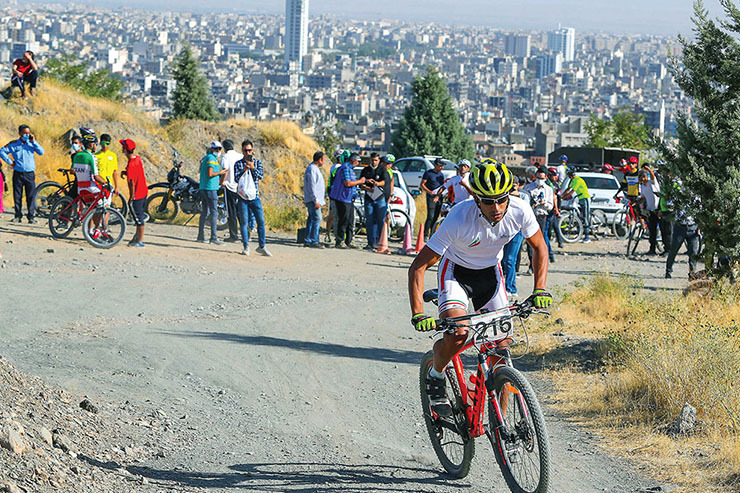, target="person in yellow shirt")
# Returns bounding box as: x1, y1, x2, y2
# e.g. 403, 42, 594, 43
95, 133, 120, 199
